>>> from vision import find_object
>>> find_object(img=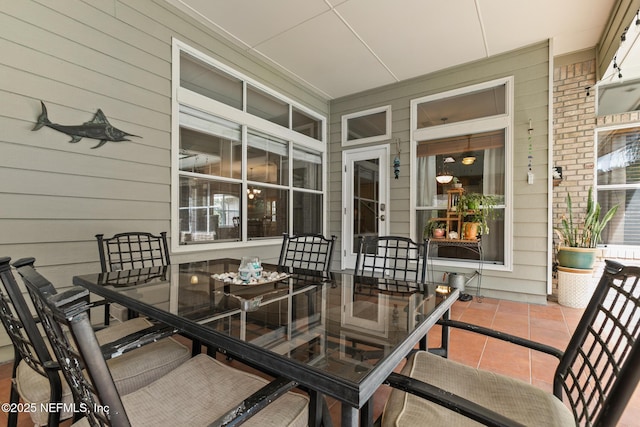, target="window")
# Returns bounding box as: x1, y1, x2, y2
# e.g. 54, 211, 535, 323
597, 78, 640, 116
341, 105, 391, 146
596, 125, 640, 245
412, 78, 512, 267
173, 40, 326, 250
